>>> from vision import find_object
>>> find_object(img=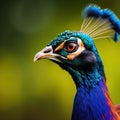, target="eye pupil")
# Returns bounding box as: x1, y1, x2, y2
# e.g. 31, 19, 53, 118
68, 44, 74, 49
